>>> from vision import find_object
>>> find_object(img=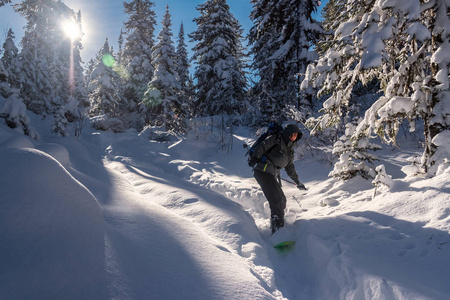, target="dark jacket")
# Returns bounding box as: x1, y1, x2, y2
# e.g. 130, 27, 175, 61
252, 124, 302, 184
